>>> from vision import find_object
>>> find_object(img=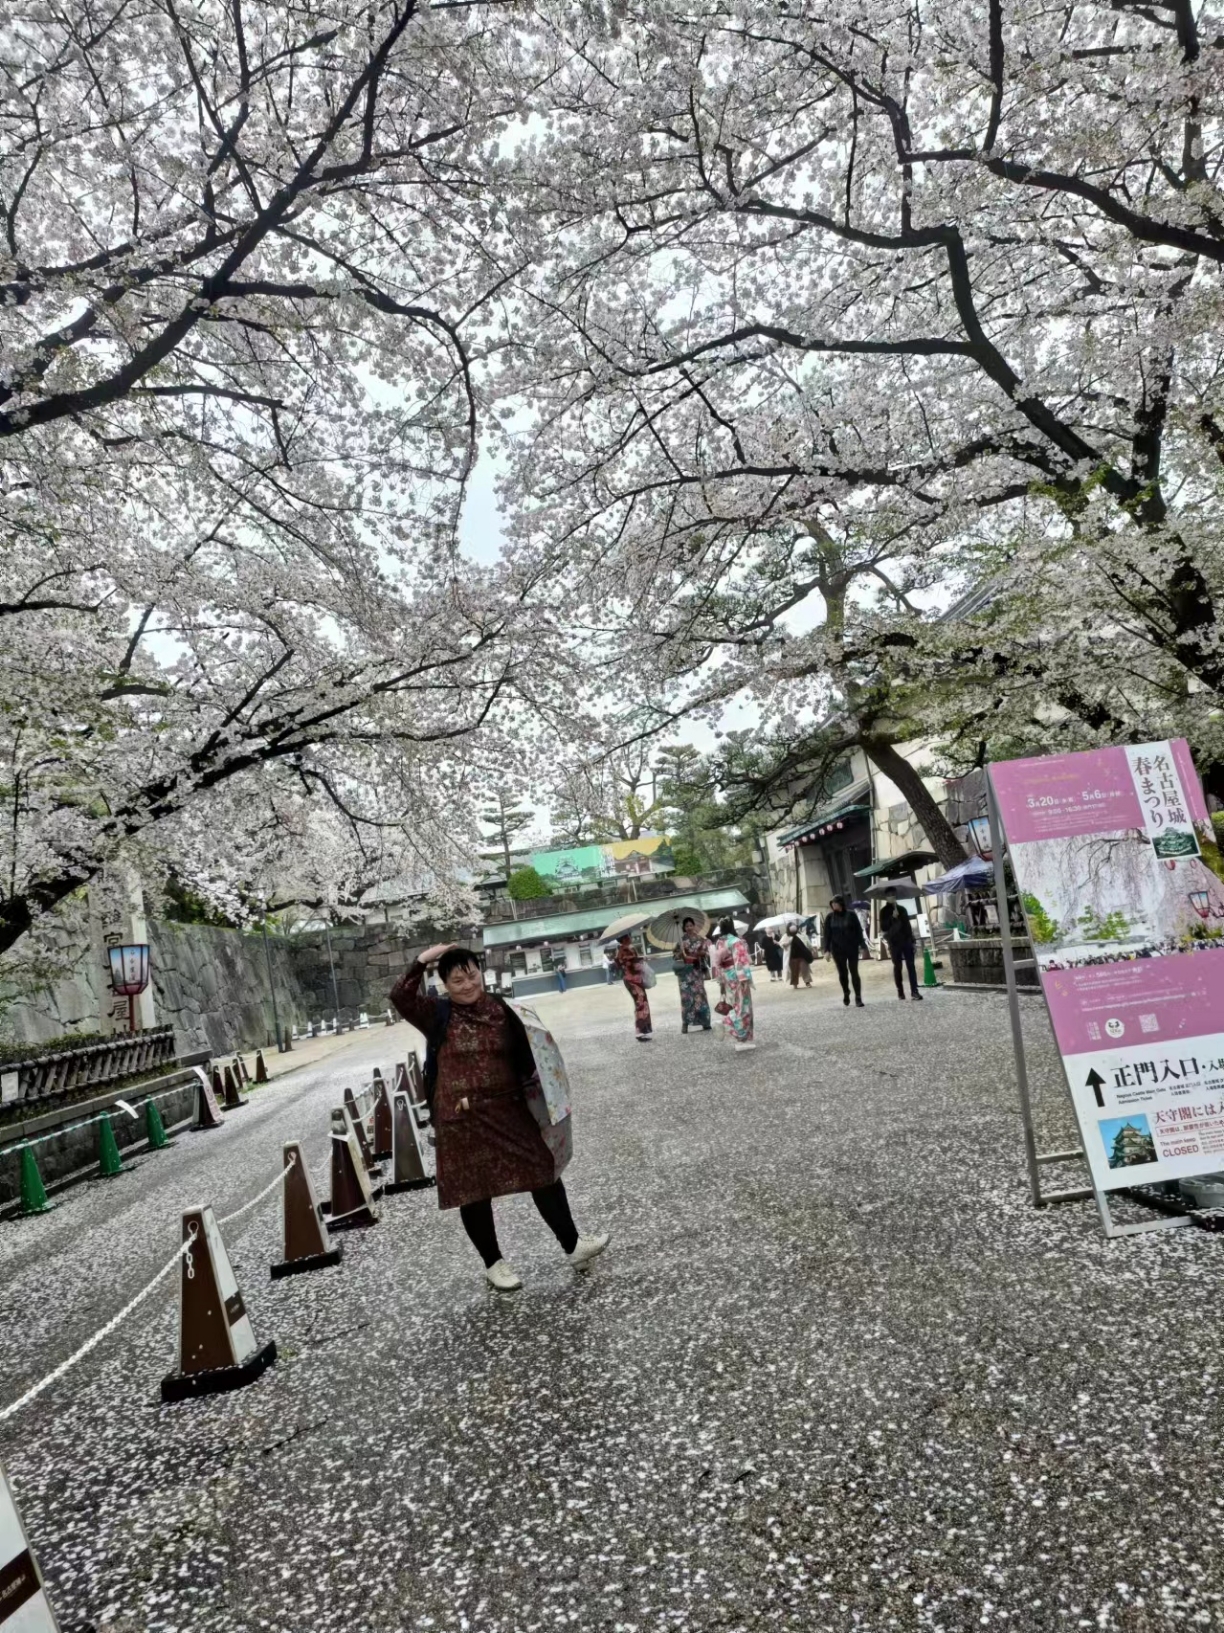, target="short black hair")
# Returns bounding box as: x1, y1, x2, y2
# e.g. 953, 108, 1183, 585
718, 917, 735, 935
830, 895, 845, 909
682, 916, 696, 930
437, 946, 481, 982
